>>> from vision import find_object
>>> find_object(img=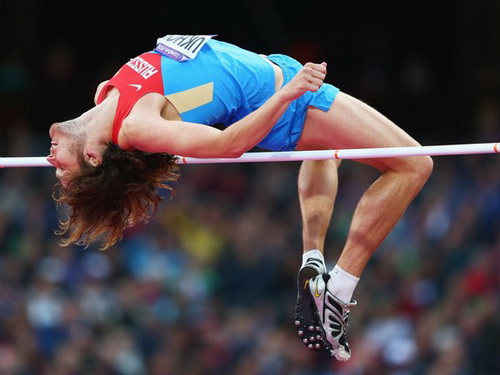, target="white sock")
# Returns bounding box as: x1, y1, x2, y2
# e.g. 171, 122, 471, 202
328, 264, 360, 303
302, 249, 324, 267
